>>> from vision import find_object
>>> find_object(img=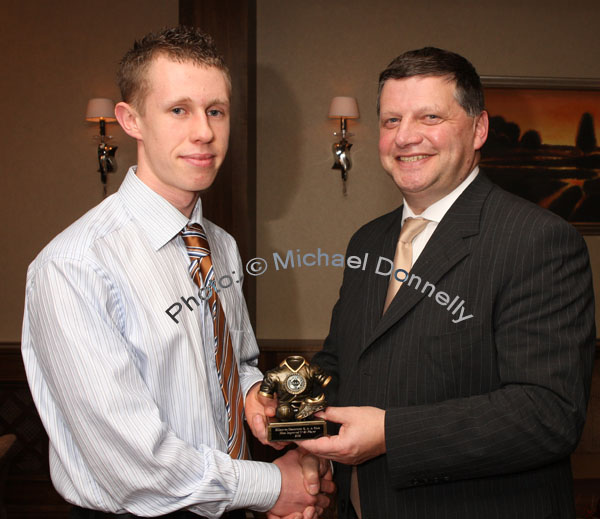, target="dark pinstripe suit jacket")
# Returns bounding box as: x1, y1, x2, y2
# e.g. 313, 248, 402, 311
312, 173, 596, 519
